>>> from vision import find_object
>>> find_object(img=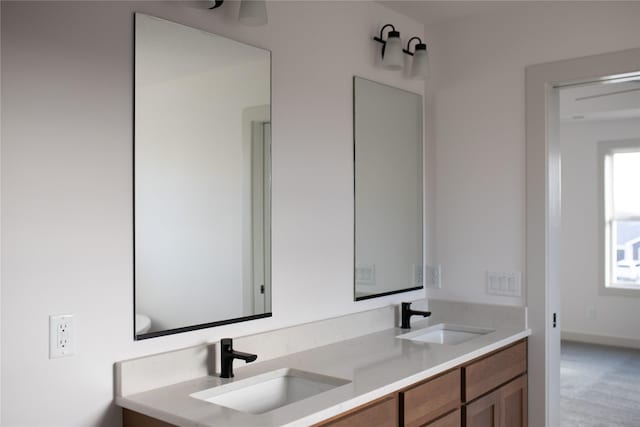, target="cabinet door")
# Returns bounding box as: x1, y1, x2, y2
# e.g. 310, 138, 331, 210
500, 374, 527, 427
465, 389, 499, 427
313, 394, 398, 427
424, 409, 461, 427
